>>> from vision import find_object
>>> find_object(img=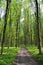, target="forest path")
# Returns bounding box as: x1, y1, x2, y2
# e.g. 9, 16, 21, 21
13, 48, 42, 65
